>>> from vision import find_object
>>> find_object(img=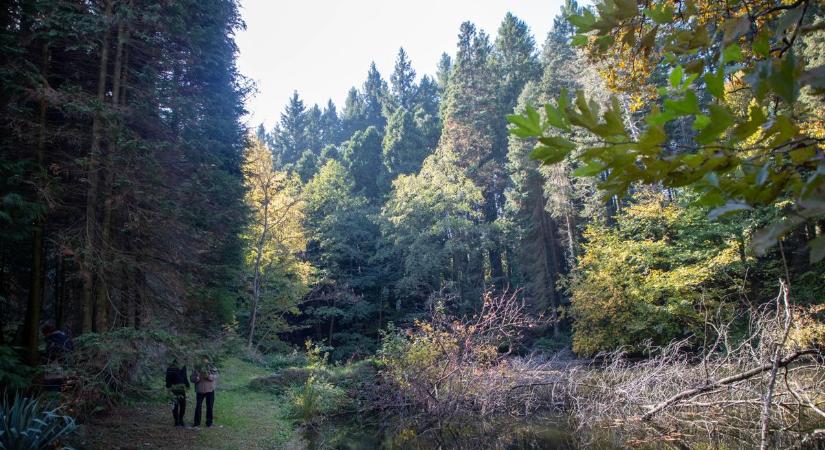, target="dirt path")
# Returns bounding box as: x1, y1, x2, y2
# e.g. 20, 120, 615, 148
74, 358, 294, 450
